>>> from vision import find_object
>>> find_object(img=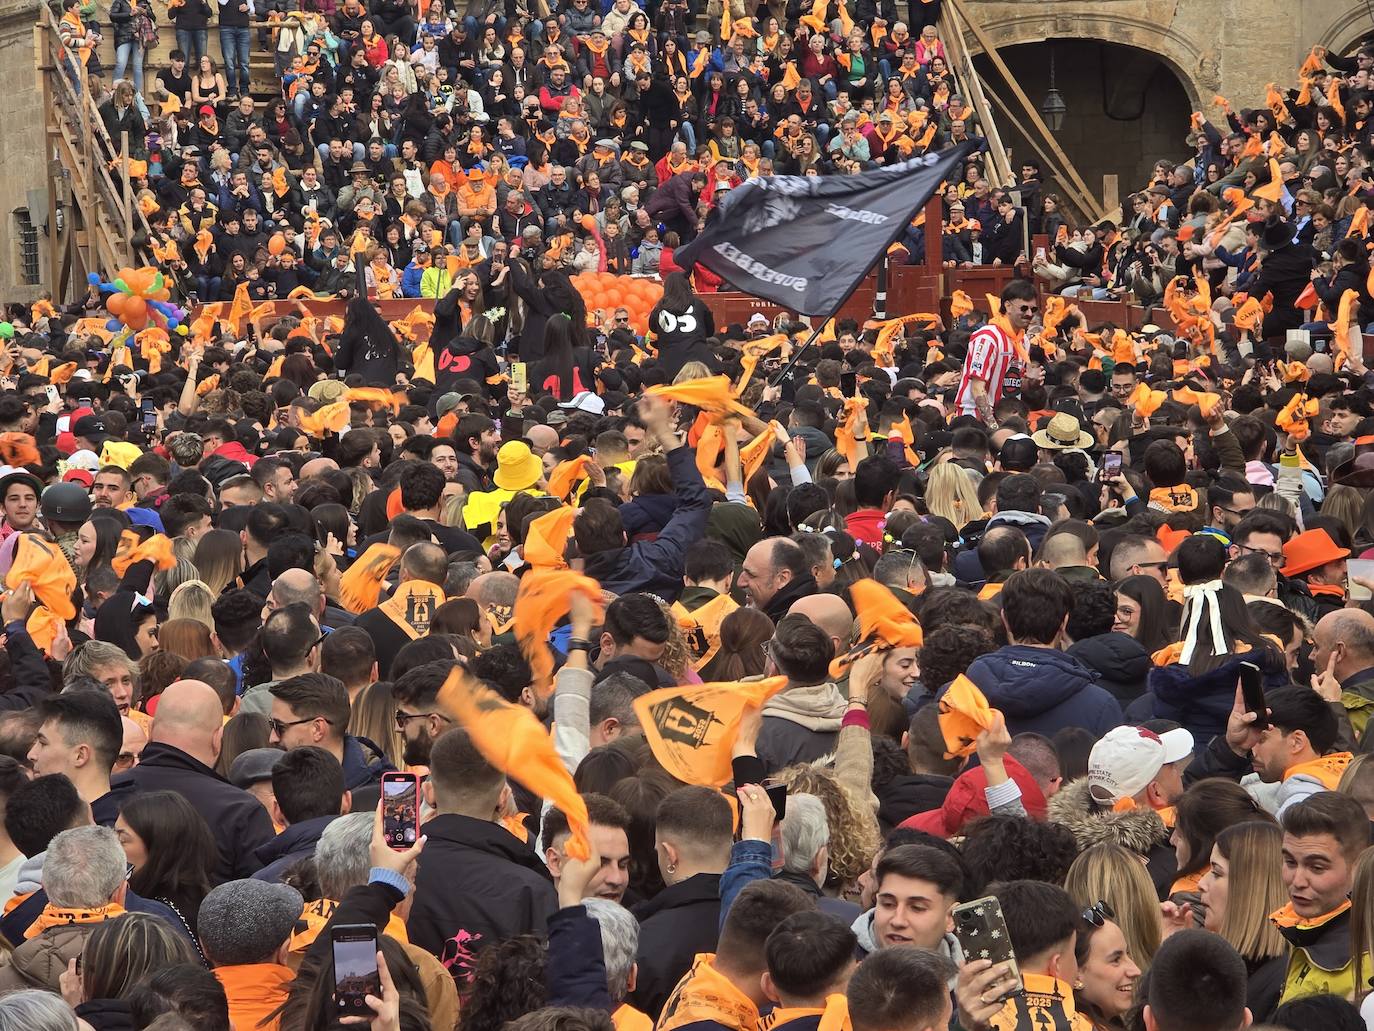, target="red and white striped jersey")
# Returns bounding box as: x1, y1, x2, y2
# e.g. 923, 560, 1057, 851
954, 323, 1023, 417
